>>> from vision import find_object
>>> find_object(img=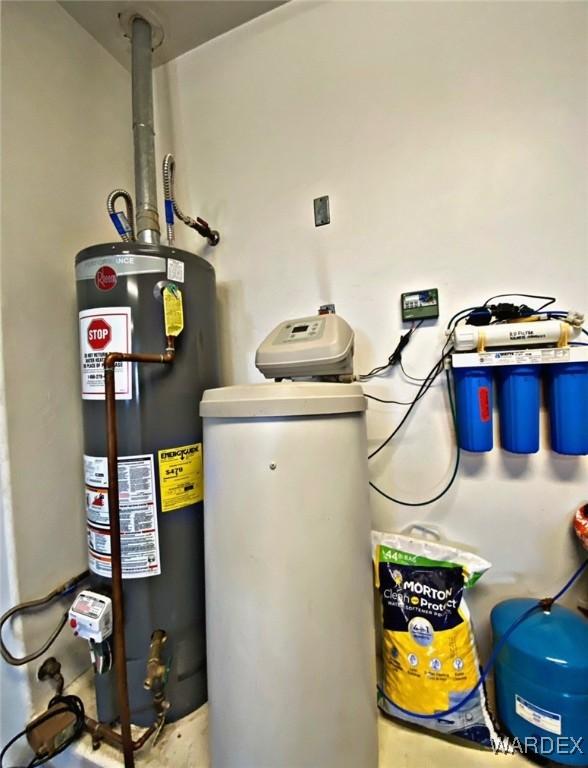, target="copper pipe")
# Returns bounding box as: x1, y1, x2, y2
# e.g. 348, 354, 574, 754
104, 336, 175, 768
85, 714, 164, 752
